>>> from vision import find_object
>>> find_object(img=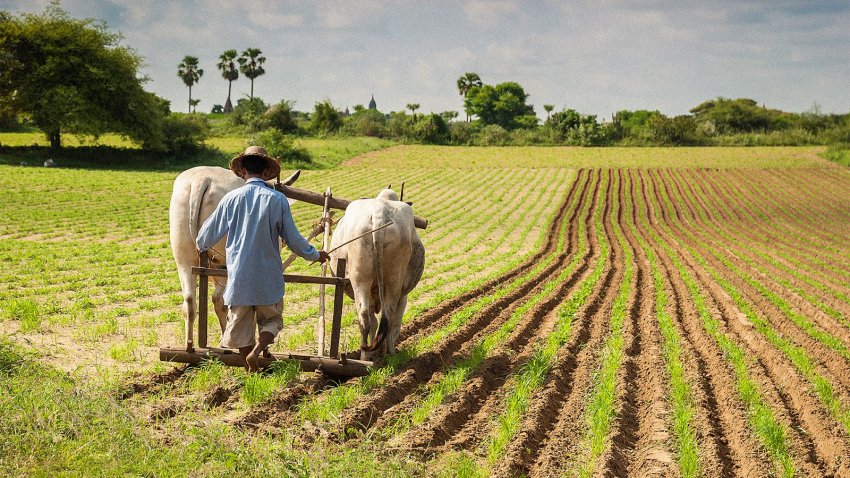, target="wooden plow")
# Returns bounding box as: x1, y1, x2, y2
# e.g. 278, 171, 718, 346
160, 181, 428, 378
